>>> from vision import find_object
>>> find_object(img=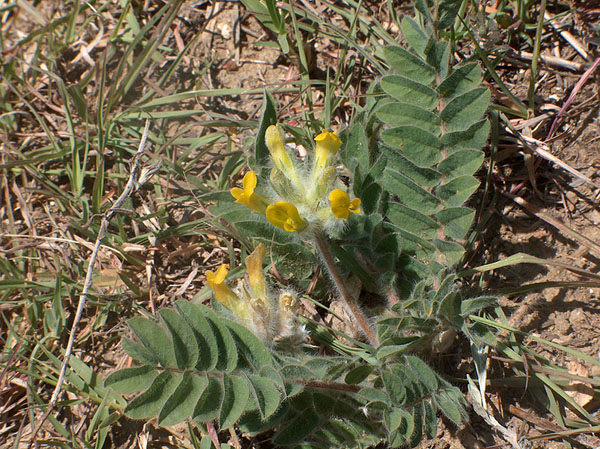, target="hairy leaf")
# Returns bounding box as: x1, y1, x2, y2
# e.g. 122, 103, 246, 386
128, 317, 175, 367
105, 365, 158, 394
380, 76, 438, 110
160, 309, 199, 369
193, 376, 223, 422
125, 372, 181, 420
175, 300, 219, 371
159, 372, 208, 426
220, 375, 250, 429
384, 46, 435, 84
